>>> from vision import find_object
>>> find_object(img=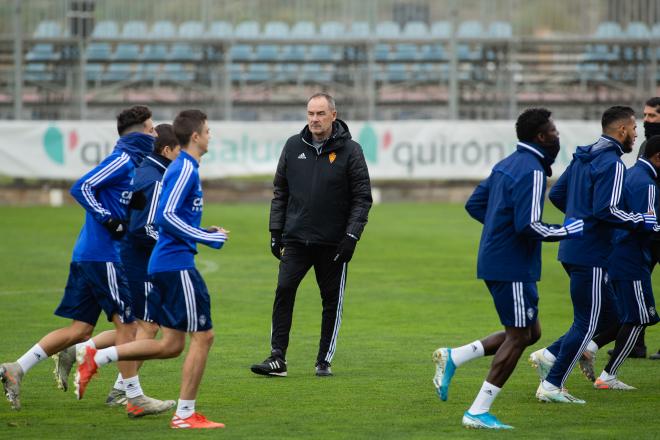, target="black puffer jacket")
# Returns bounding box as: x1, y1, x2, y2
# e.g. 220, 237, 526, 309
269, 119, 372, 245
